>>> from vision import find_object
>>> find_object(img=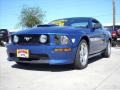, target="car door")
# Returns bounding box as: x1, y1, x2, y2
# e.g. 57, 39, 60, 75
89, 20, 105, 54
